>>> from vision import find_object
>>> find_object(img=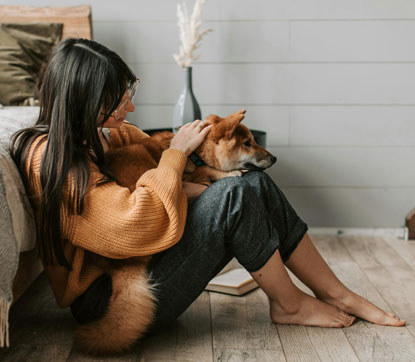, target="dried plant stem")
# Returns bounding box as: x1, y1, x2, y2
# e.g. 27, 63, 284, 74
173, 0, 212, 68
